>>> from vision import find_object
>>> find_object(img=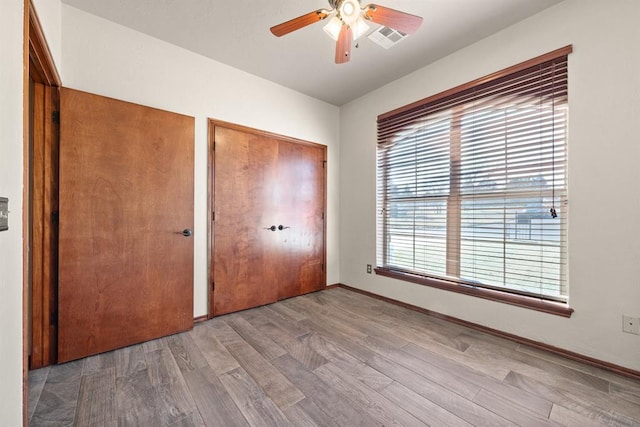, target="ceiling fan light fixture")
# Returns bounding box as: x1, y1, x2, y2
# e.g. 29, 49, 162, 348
339, 0, 361, 26
324, 15, 369, 41
323, 16, 343, 40
352, 16, 370, 40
